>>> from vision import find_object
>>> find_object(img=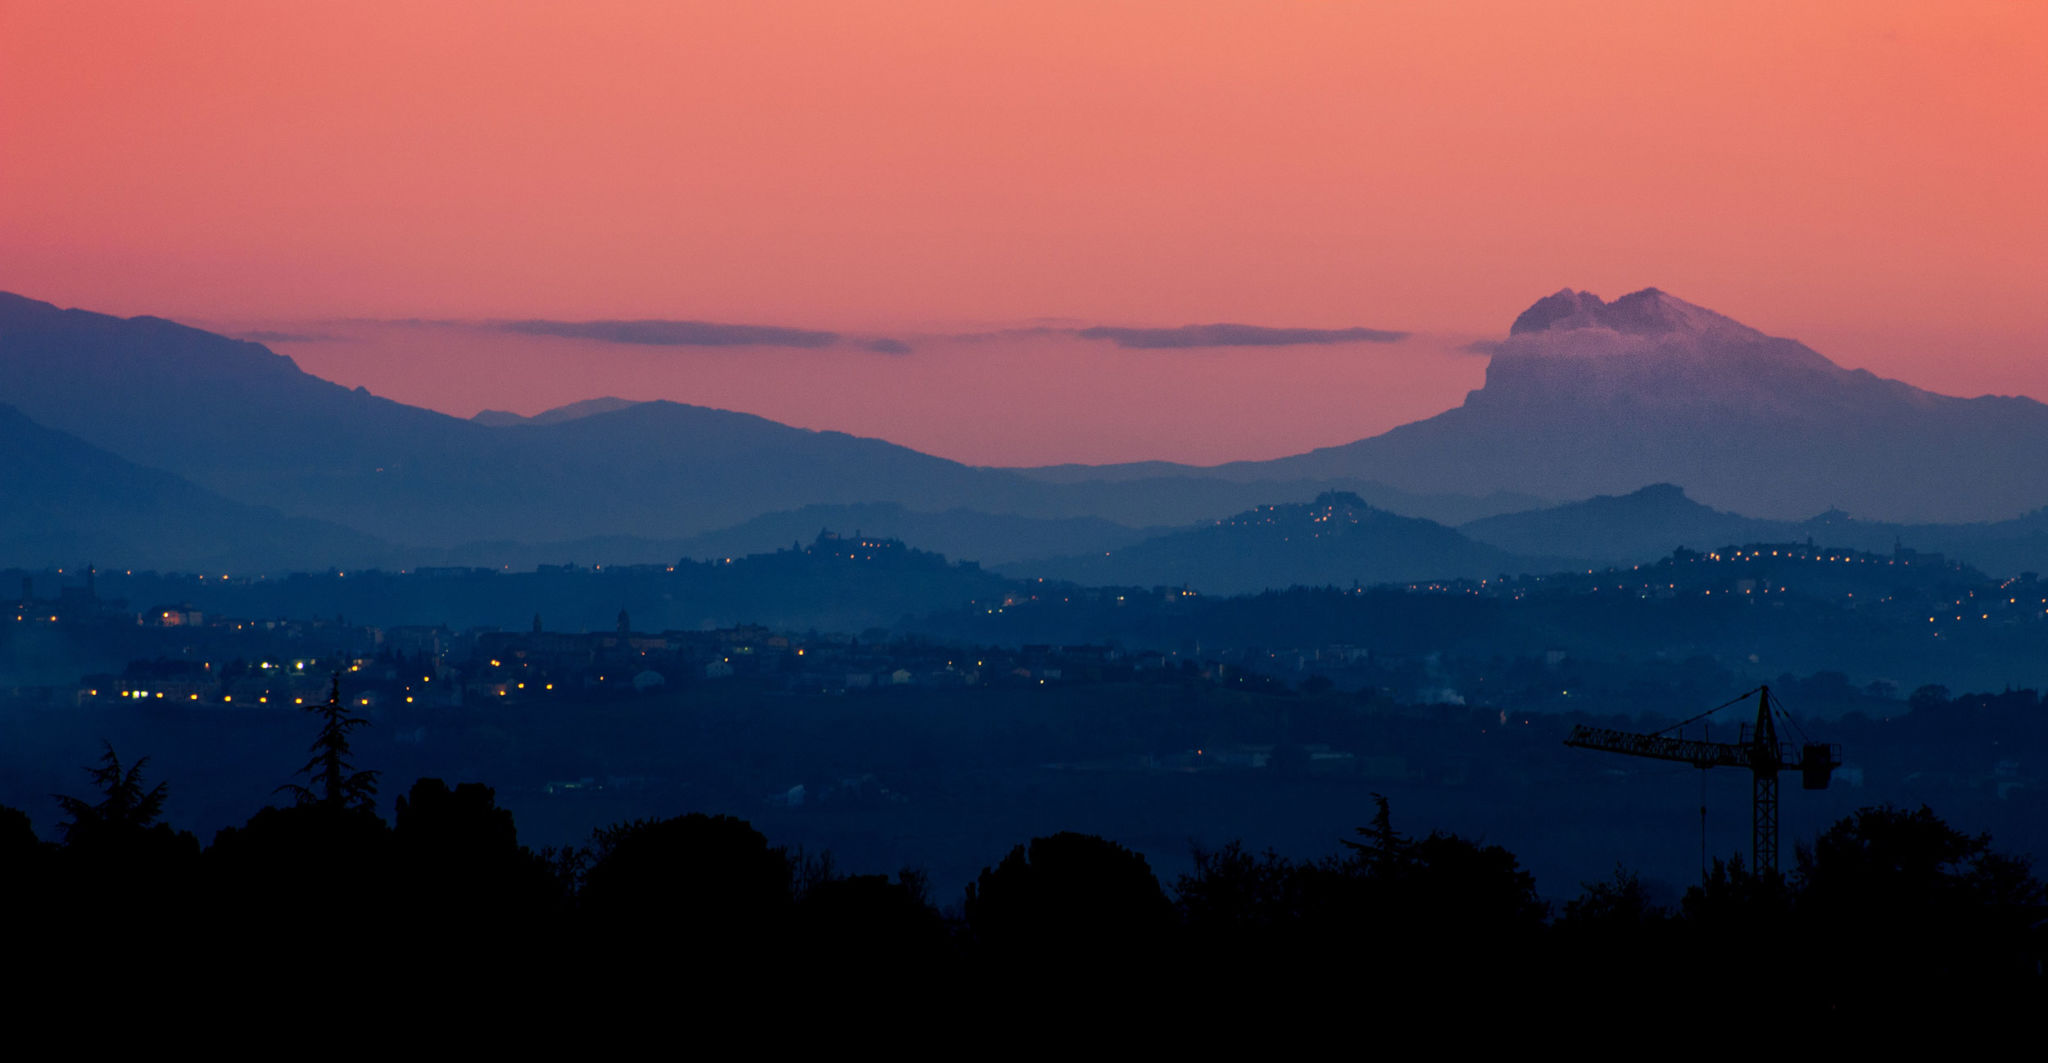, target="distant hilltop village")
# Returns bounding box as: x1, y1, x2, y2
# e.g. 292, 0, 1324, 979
8, 531, 2043, 716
